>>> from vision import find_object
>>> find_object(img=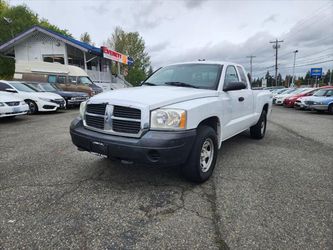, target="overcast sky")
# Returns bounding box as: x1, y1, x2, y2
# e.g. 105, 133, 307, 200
9, 0, 333, 78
